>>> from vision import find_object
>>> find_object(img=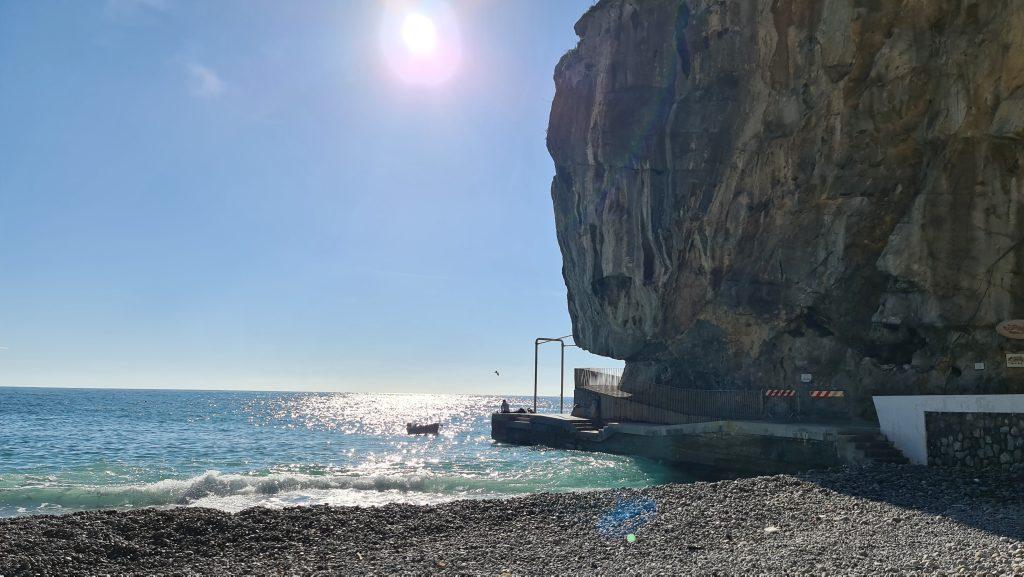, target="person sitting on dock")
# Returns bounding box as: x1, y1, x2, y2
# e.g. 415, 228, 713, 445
500, 399, 510, 413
